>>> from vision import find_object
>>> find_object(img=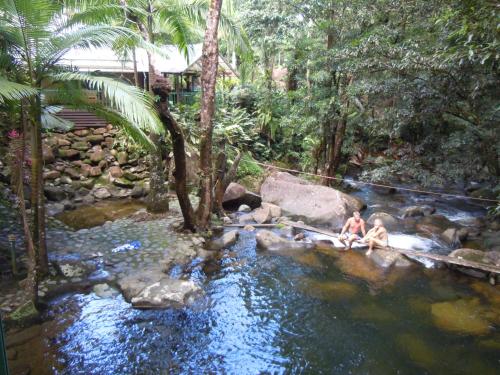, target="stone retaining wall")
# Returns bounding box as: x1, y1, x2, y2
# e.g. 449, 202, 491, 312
40, 125, 199, 214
